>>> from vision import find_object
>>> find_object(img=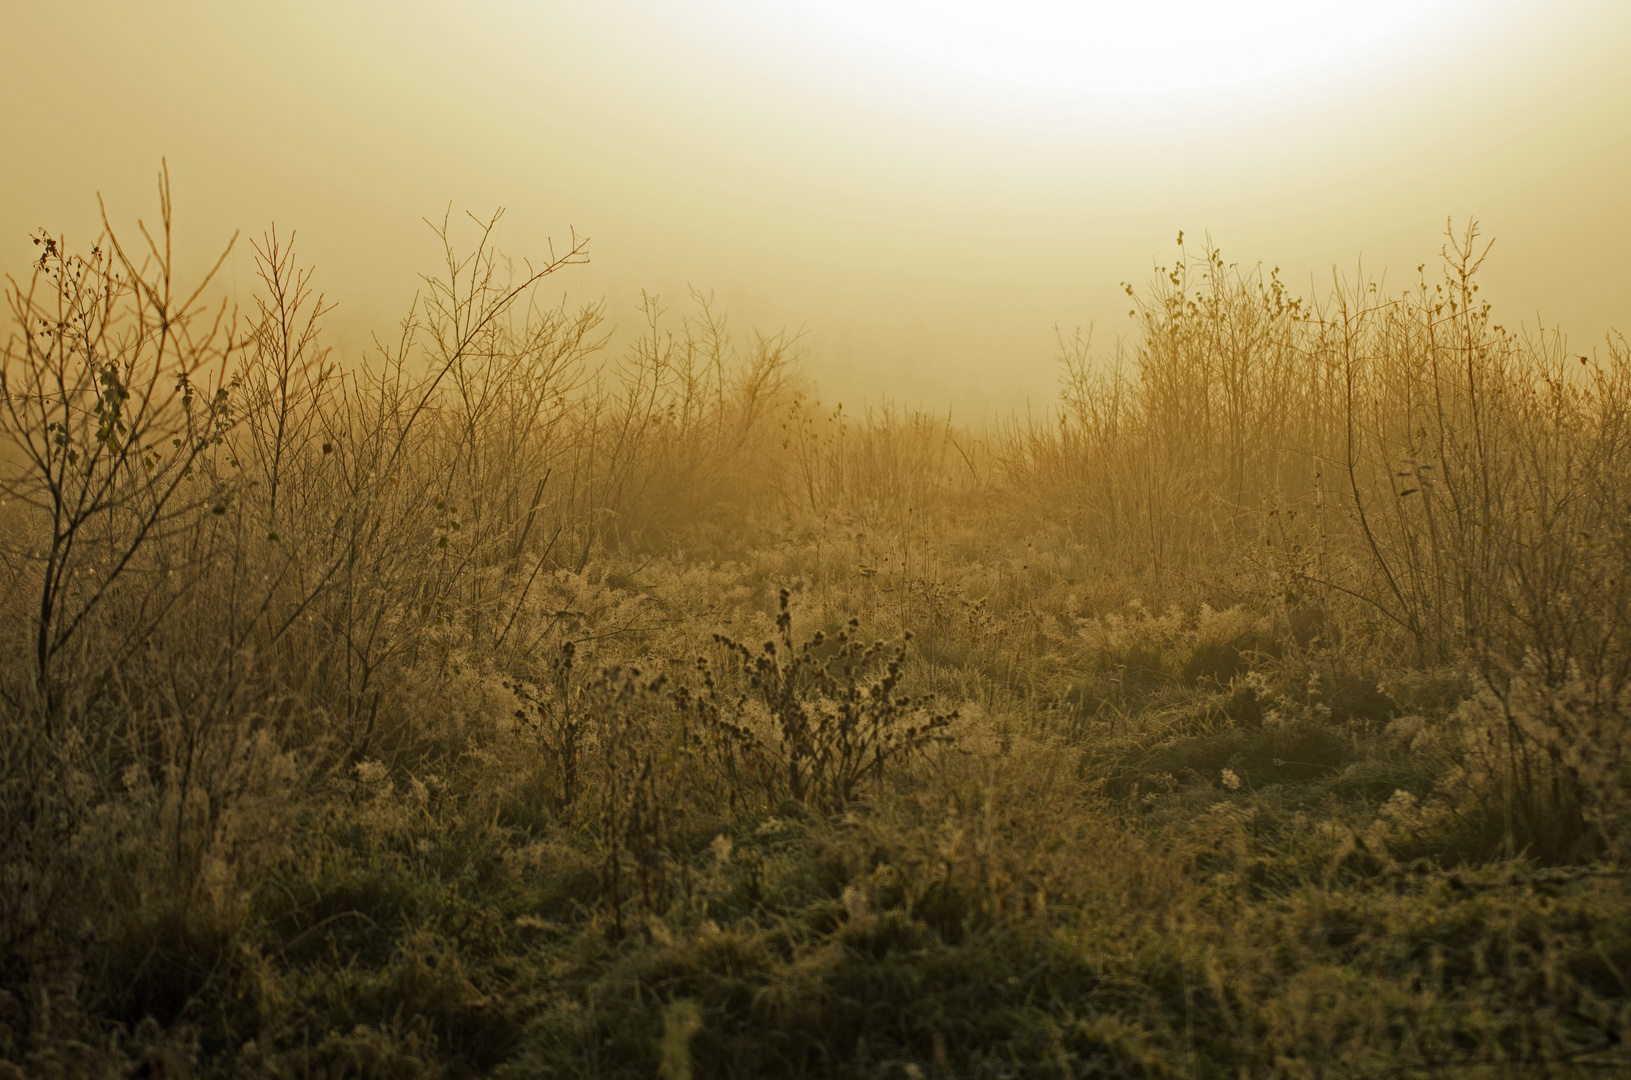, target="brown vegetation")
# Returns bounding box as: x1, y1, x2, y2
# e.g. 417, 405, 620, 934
1, 176, 1627, 1077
